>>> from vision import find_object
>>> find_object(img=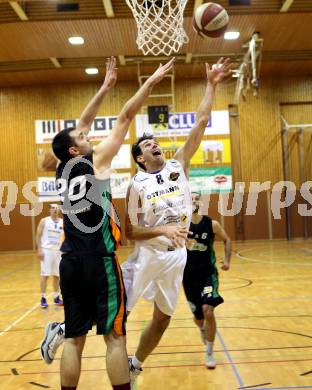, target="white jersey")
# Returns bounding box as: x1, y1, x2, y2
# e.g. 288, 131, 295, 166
40, 217, 63, 250
129, 159, 192, 248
